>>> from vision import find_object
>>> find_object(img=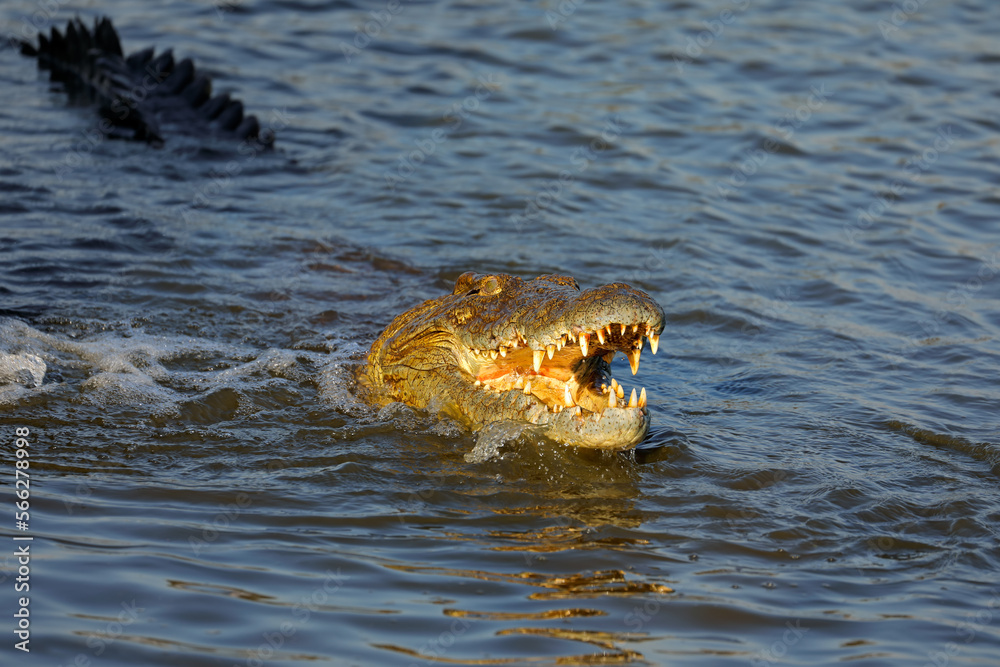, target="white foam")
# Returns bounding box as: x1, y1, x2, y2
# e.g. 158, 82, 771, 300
465, 420, 535, 463
0, 318, 322, 412
0, 352, 46, 388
